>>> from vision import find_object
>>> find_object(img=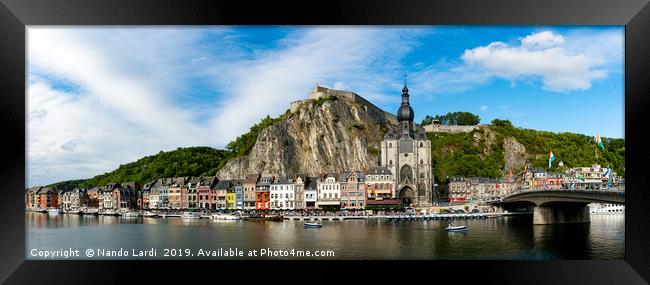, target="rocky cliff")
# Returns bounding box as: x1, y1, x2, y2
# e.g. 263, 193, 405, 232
216, 96, 394, 179
503, 136, 527, 172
